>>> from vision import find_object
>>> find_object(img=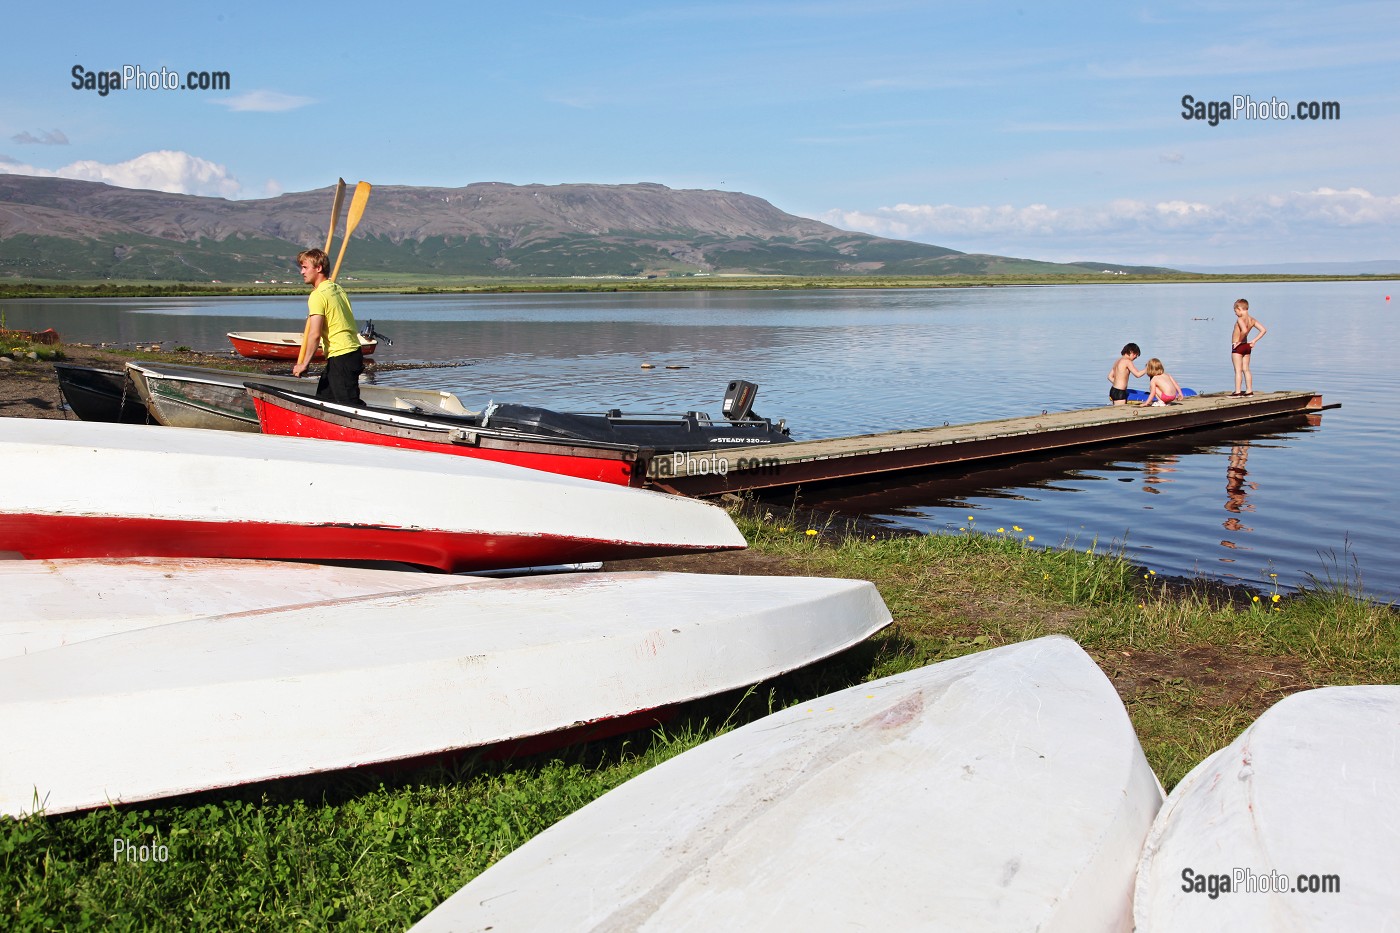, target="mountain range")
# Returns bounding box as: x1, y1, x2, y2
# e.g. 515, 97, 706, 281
0, 174, 1175, 281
